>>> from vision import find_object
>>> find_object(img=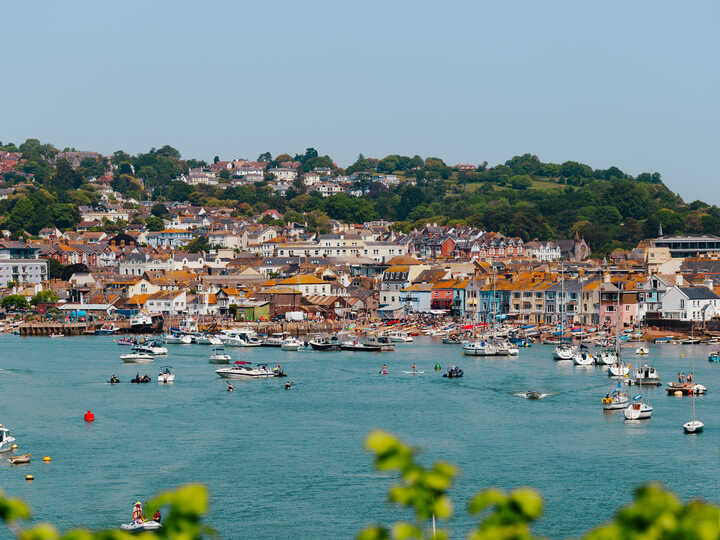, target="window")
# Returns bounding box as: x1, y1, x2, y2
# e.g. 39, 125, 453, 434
680, 299, 685, 309
625, 305, 630, 311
